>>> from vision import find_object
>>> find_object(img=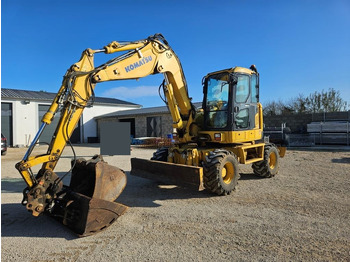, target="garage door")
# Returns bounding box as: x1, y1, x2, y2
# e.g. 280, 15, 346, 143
38, 105, 61, 144
119, 118, 136, 138
1, 103, 13, 146
38, 105, 81, 144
